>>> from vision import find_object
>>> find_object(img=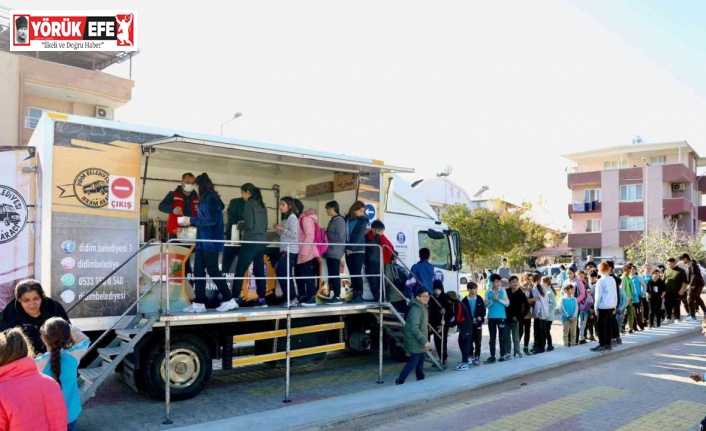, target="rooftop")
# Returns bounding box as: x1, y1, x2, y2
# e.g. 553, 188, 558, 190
563, 140, 703, 163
